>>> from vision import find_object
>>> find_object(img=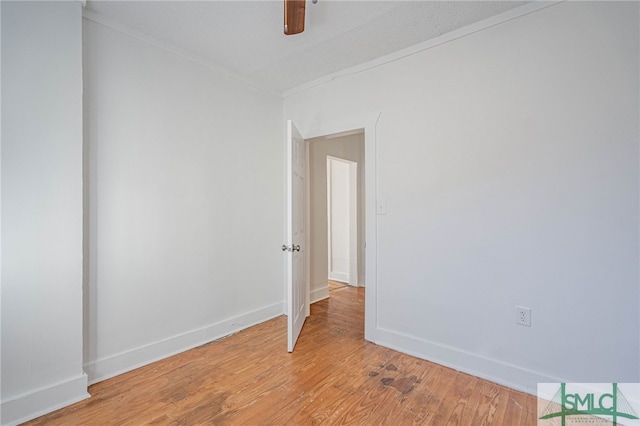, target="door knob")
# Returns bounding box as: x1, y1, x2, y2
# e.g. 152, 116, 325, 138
293, 244, 300, 252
